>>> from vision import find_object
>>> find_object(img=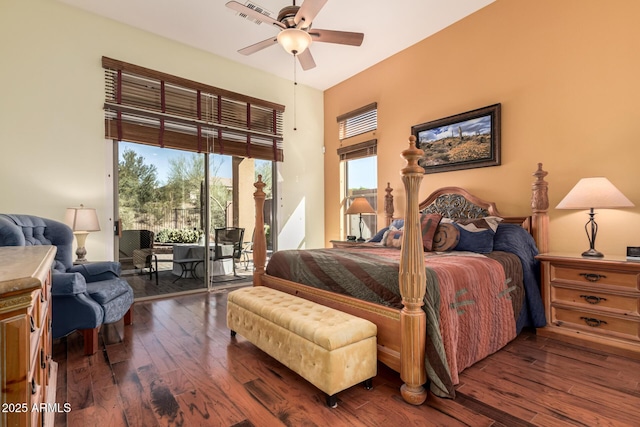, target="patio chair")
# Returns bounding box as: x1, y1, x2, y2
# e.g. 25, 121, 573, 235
211, 227, 244, 278
123, 229, 158, 286
240, 227, 273, 271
